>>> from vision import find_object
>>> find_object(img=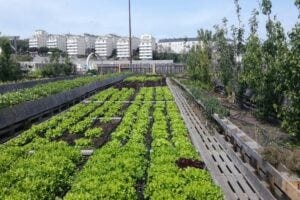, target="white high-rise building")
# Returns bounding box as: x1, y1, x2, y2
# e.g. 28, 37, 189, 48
47, 35, 67, 51
29, 30, 48, 48
67, 36, 86, 56
117, 37, 140, 59
139, 35, 156, 60
95, 34, 119, 58
157, 38, 199, 54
